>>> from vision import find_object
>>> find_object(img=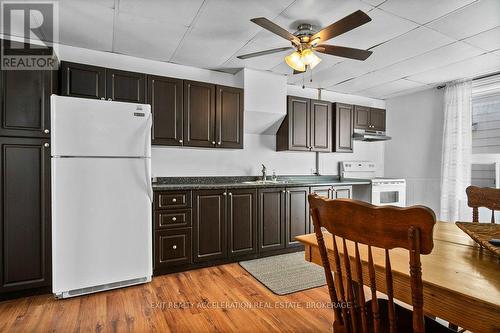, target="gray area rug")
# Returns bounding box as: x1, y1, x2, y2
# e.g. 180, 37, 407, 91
239, 252, 326, 295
